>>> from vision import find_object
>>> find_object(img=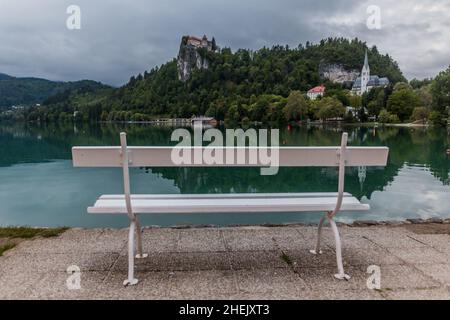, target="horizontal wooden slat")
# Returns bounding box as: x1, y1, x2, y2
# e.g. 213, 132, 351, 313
72, 146, 388, 167
99, 192, 353, 200
88, 193, 370, 214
